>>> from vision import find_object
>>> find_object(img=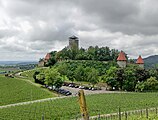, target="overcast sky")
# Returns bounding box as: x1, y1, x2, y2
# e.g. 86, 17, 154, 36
0, 0, 158, 61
